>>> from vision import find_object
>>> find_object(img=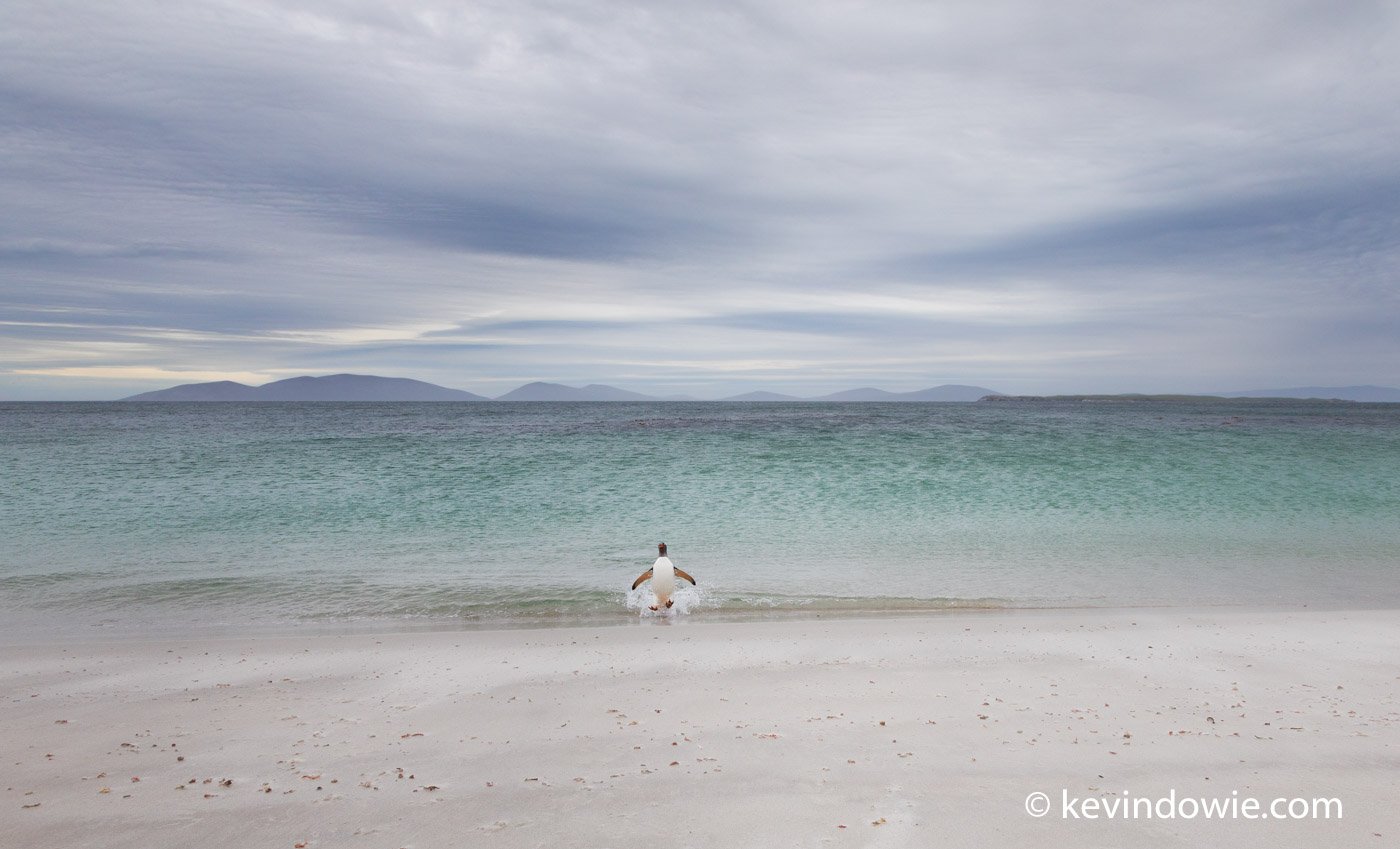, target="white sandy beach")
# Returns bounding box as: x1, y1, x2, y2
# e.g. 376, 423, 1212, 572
4, 608, 1398, 848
